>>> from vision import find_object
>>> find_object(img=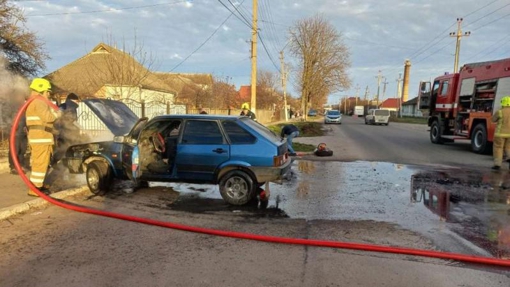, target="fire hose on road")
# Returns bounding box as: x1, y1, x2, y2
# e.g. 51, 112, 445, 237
9, 96, 510, 268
